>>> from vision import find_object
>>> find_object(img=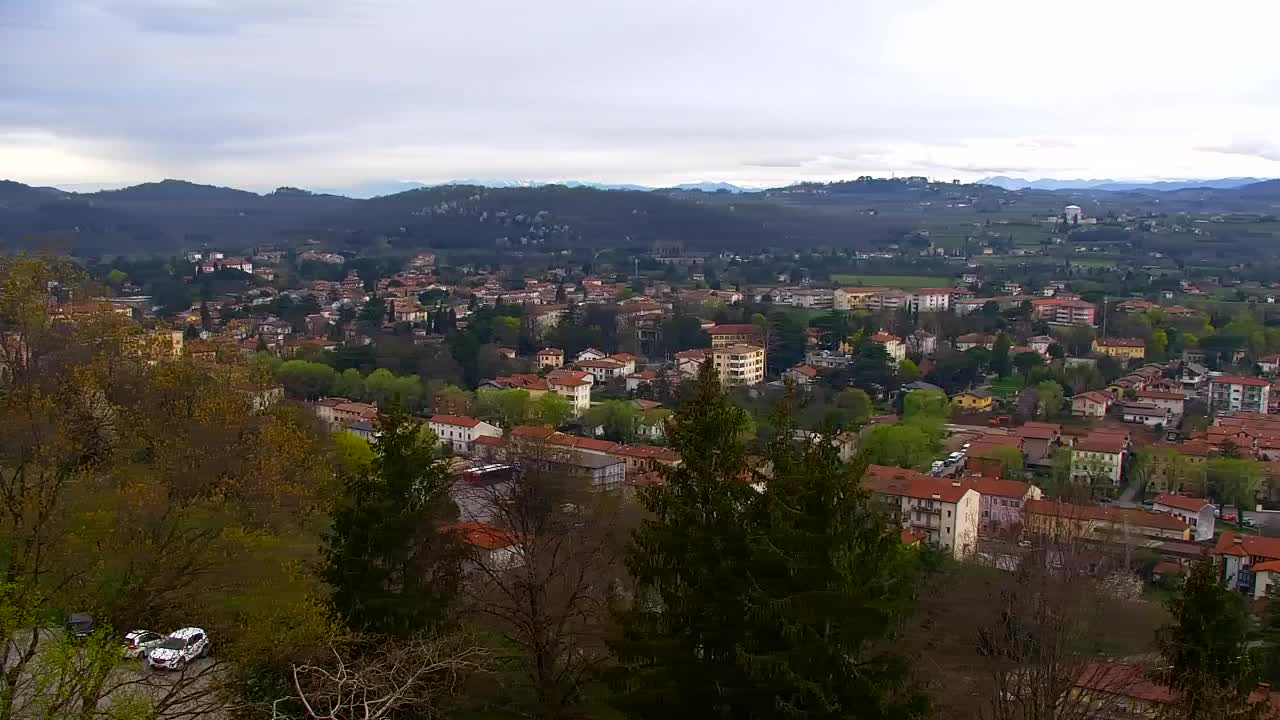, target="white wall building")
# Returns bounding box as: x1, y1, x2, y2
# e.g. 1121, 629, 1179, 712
428, 415, 503, 453
863, 466, 980, 559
